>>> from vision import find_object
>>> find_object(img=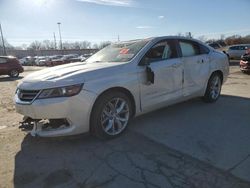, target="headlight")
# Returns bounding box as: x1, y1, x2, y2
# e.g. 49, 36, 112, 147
37, 84, 83, 99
